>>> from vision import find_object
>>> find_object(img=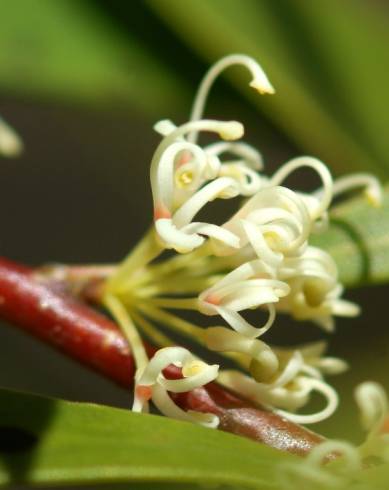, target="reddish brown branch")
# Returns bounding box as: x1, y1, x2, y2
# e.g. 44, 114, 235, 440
0, 257, 323, 455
